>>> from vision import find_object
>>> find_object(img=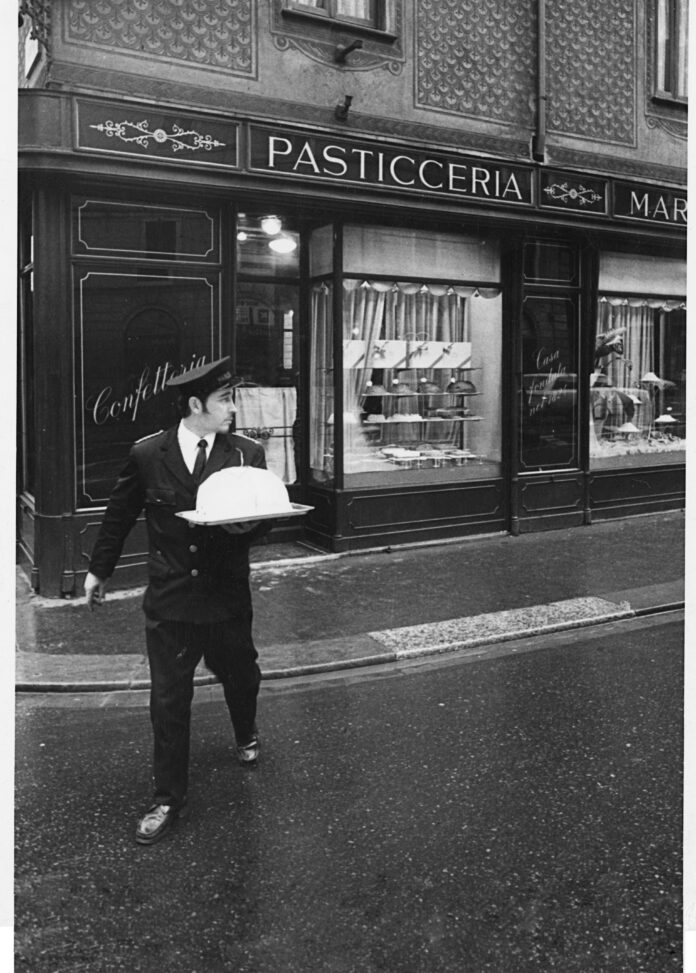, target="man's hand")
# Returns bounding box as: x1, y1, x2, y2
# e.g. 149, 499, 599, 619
84, 572, 108, 611
221, 521, 261, 535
